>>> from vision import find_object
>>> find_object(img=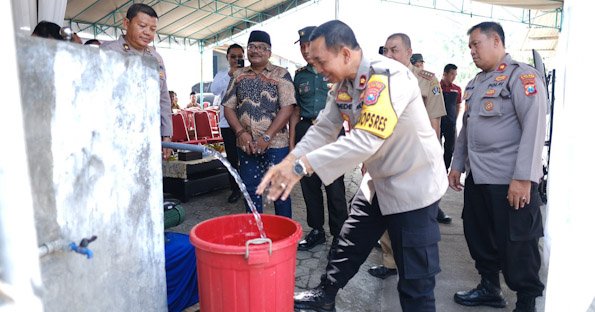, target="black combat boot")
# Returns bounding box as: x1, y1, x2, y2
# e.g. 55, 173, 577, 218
294, 279, 338, 312
454, 278, 507, 308
513, 295, 536, 312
